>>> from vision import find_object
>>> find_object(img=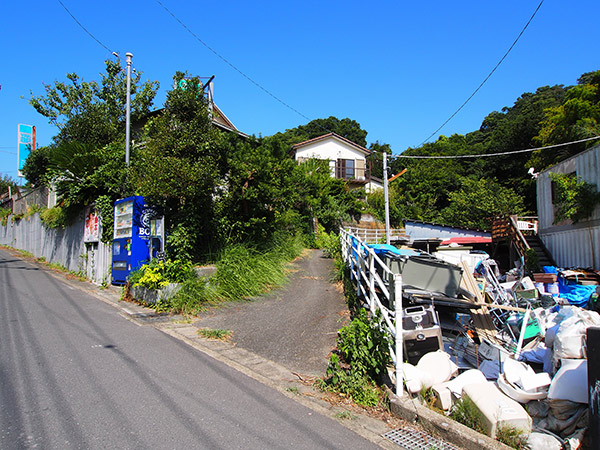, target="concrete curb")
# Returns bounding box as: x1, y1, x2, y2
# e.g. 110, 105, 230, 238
8, 247, 515, 450
387, 388, 513, 450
